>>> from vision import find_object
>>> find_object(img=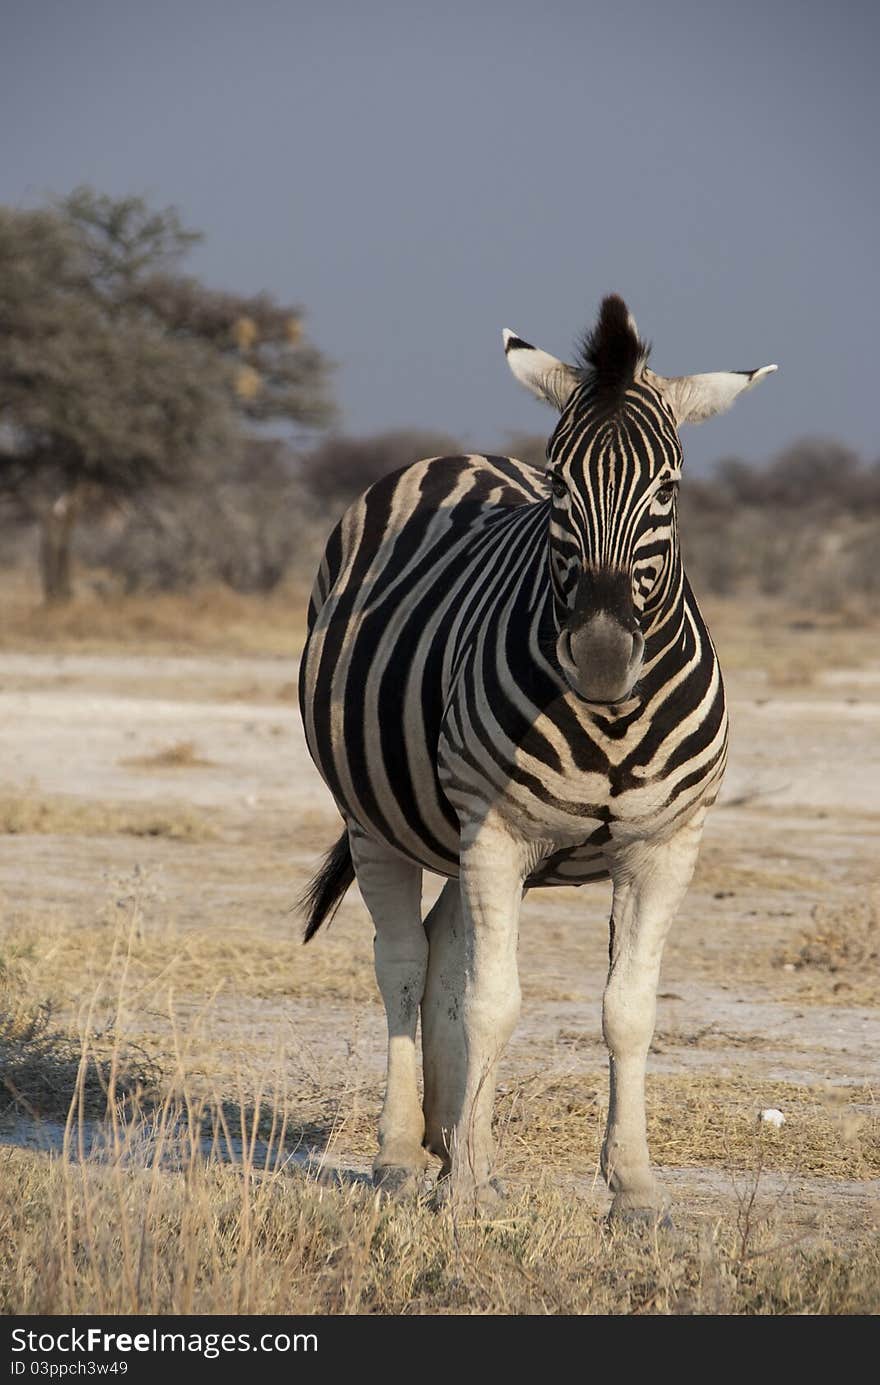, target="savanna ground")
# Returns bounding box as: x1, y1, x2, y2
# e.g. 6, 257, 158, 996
0, 578, 878, 1315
